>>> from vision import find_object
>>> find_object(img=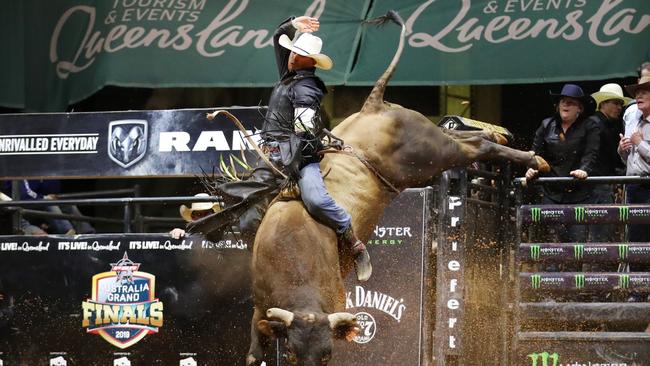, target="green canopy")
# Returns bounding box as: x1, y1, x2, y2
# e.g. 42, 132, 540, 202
1, 0, 648, 111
